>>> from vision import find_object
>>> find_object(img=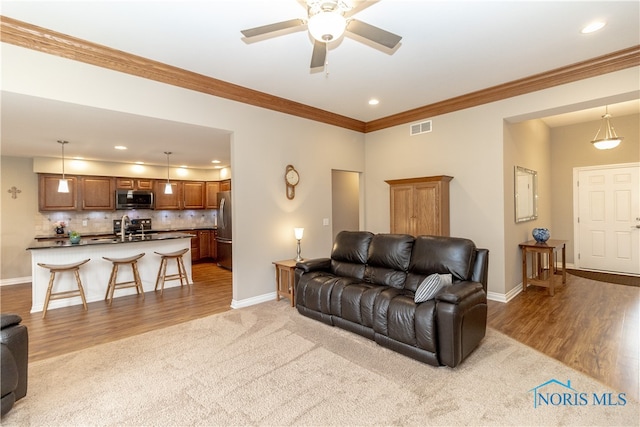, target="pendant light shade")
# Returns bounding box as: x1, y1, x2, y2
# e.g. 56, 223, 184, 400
57, 140, 69, 193
307, 10, 346, 42
164, 151, 173, 194
591, 106, 623, 150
